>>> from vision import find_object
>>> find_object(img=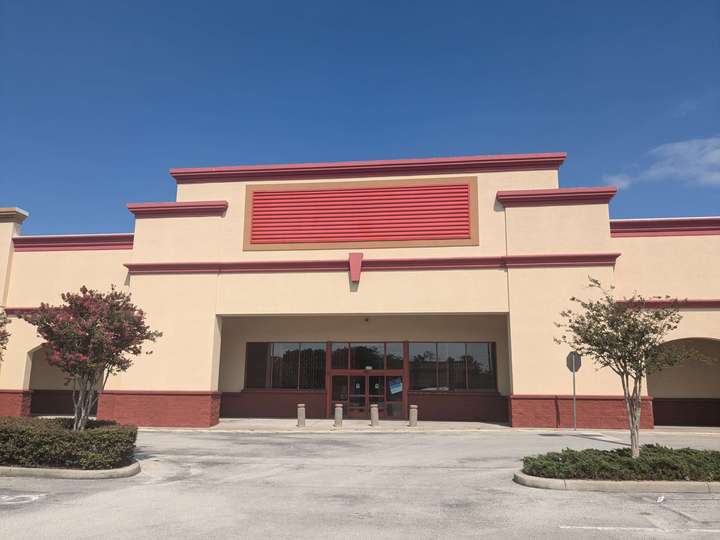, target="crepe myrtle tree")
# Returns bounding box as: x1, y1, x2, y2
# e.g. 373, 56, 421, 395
22, 286, 161, 431
555, 278, 692, 458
